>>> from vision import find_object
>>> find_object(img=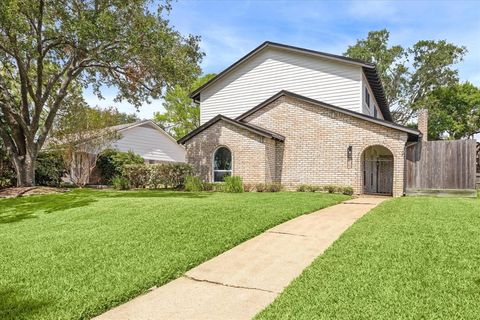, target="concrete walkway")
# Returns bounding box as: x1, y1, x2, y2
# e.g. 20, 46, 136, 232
94, 196, 387, 320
